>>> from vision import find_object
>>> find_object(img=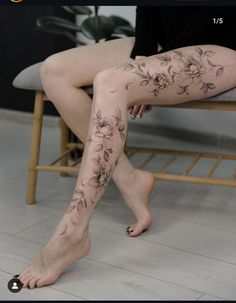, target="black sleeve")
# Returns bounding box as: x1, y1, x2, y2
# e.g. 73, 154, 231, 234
130, 6, 159, 59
